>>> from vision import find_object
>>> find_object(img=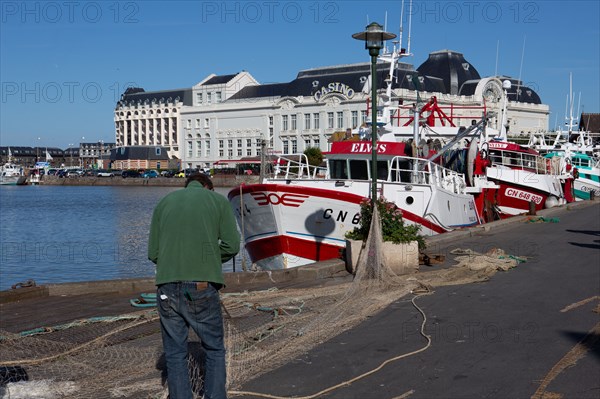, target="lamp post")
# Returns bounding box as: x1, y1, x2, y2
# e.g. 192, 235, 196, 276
353, 22, 396, 203
80, 136, 85, 169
